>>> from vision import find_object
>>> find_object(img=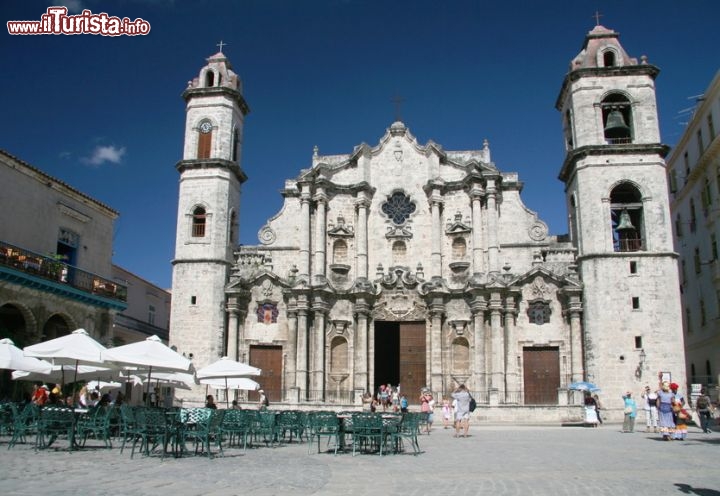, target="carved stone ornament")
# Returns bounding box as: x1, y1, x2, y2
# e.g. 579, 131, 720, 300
258, 225, 276, 245
445, 211, 472, 235
529, 276, 551, 299
372, 291, 427, 321
528, 222, 548, 242
261, 279, 274, 299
